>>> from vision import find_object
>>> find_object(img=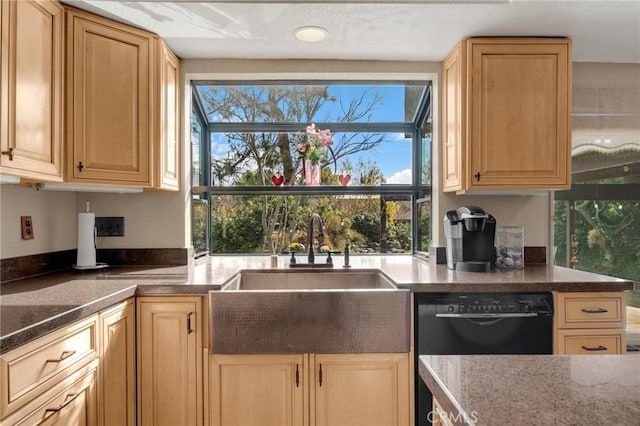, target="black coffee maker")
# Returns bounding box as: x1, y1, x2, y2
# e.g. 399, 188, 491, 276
444, 206, 496, 272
